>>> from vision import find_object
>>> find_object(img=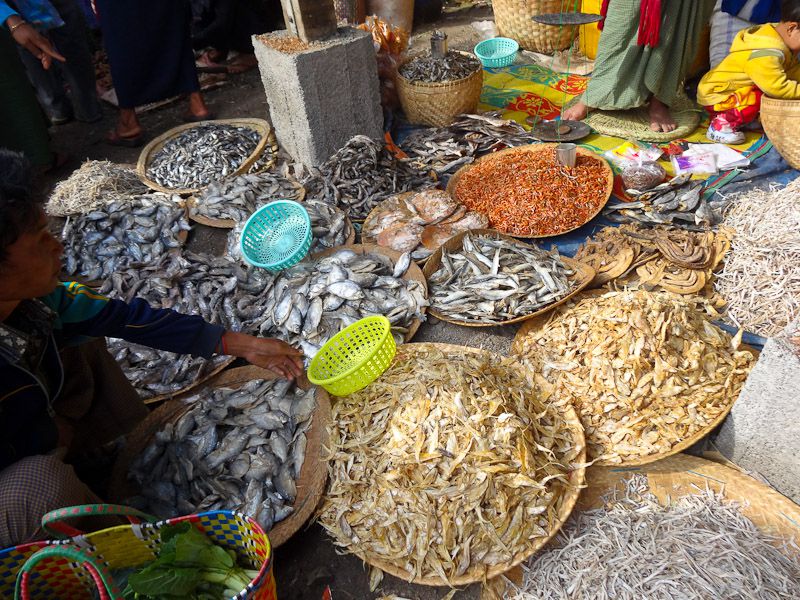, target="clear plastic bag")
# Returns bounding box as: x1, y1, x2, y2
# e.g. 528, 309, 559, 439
621, 161, 667, 191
